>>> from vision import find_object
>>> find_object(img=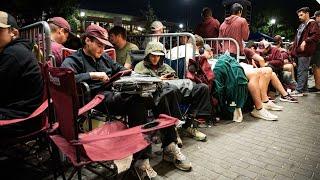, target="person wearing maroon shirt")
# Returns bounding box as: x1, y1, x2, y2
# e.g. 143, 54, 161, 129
195, 7, 220, 38
291, 7, 320, 96
219, 3, 249, 56
257, 40, 284, 75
